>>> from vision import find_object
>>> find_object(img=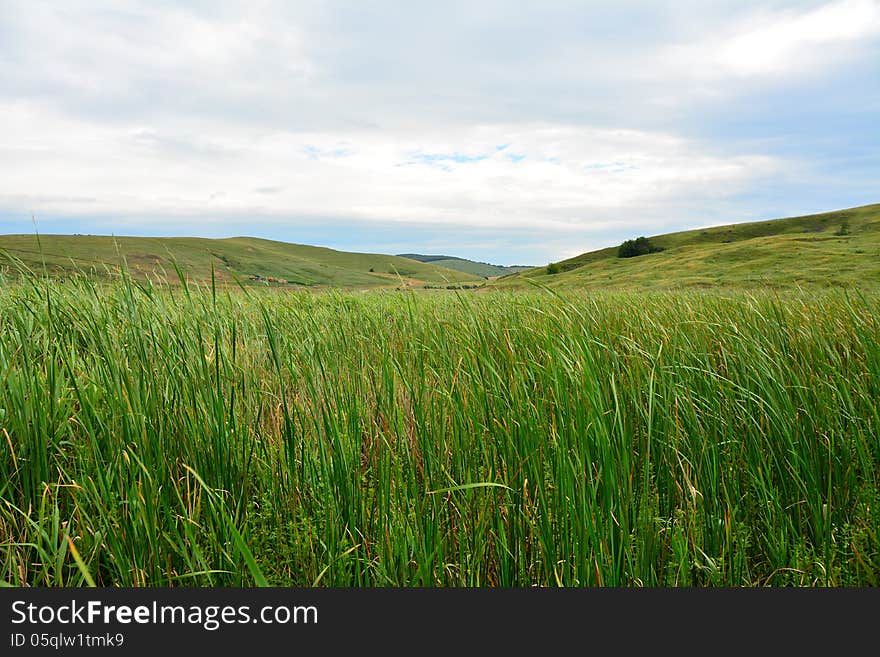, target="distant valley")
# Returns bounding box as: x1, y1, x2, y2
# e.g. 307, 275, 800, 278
397, 254, 533, 278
